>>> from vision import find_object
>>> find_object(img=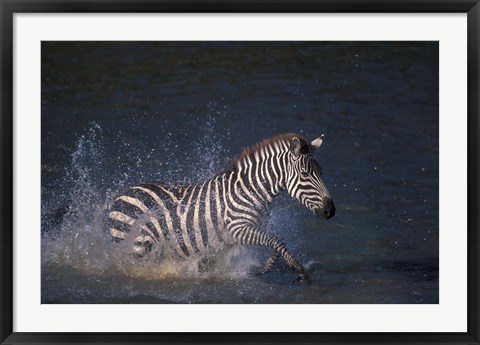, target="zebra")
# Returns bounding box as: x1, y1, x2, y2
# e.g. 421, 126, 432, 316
108, 133, 335, 283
